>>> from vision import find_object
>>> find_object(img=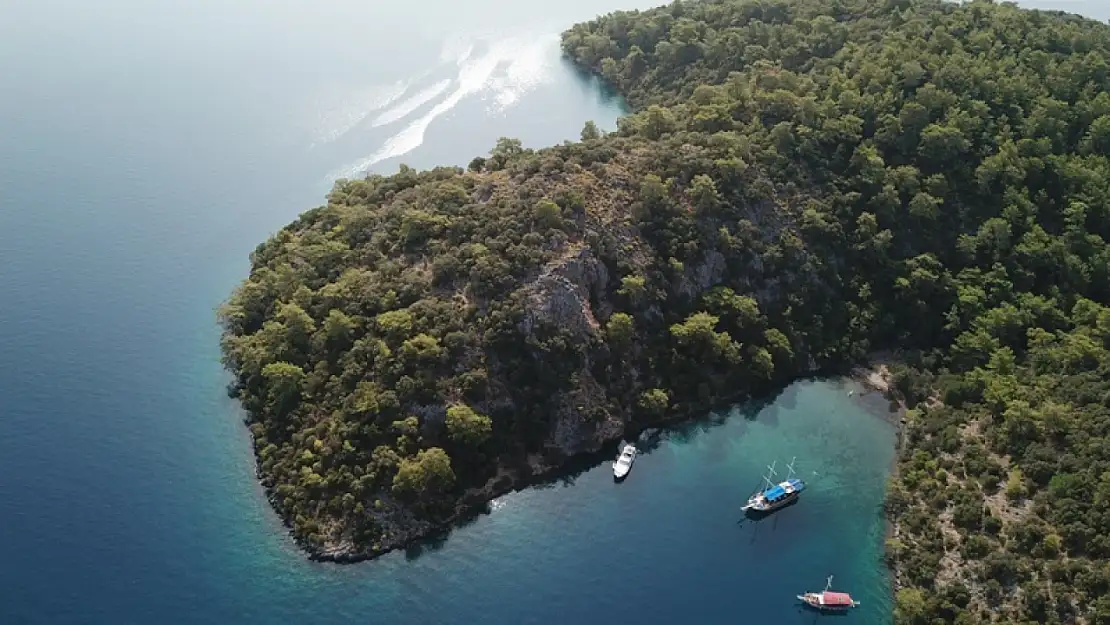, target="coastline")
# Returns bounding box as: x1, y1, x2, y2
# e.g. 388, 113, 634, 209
850, 353, 908, 435
849, 354, 910, 598
255, 405, 689, 563
248, 355, 909, 565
